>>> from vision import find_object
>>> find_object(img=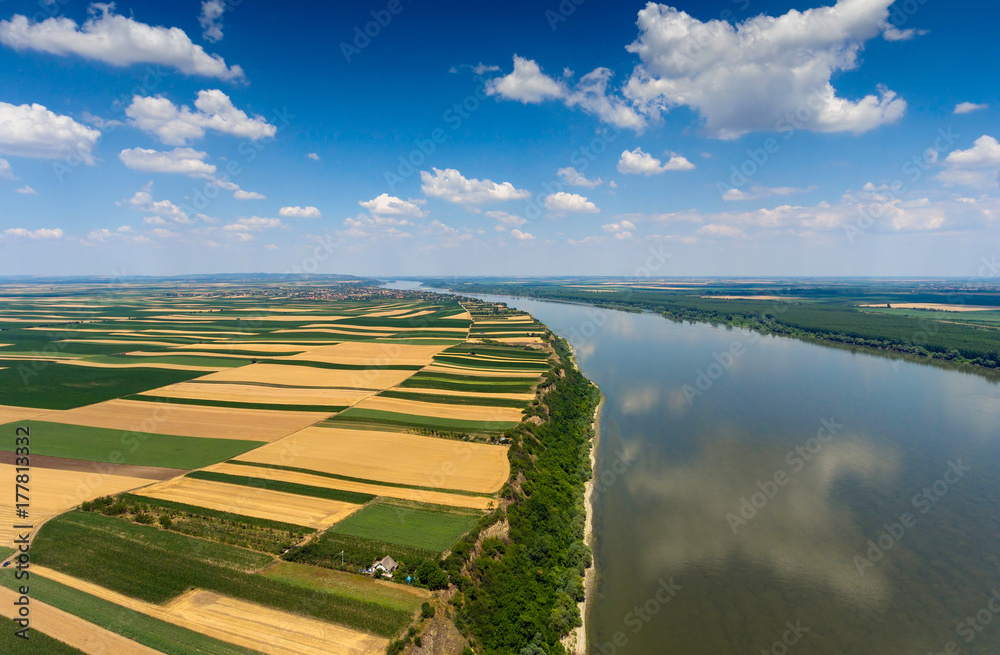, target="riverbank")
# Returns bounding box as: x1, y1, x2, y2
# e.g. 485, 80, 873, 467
563, 393, 603, 655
